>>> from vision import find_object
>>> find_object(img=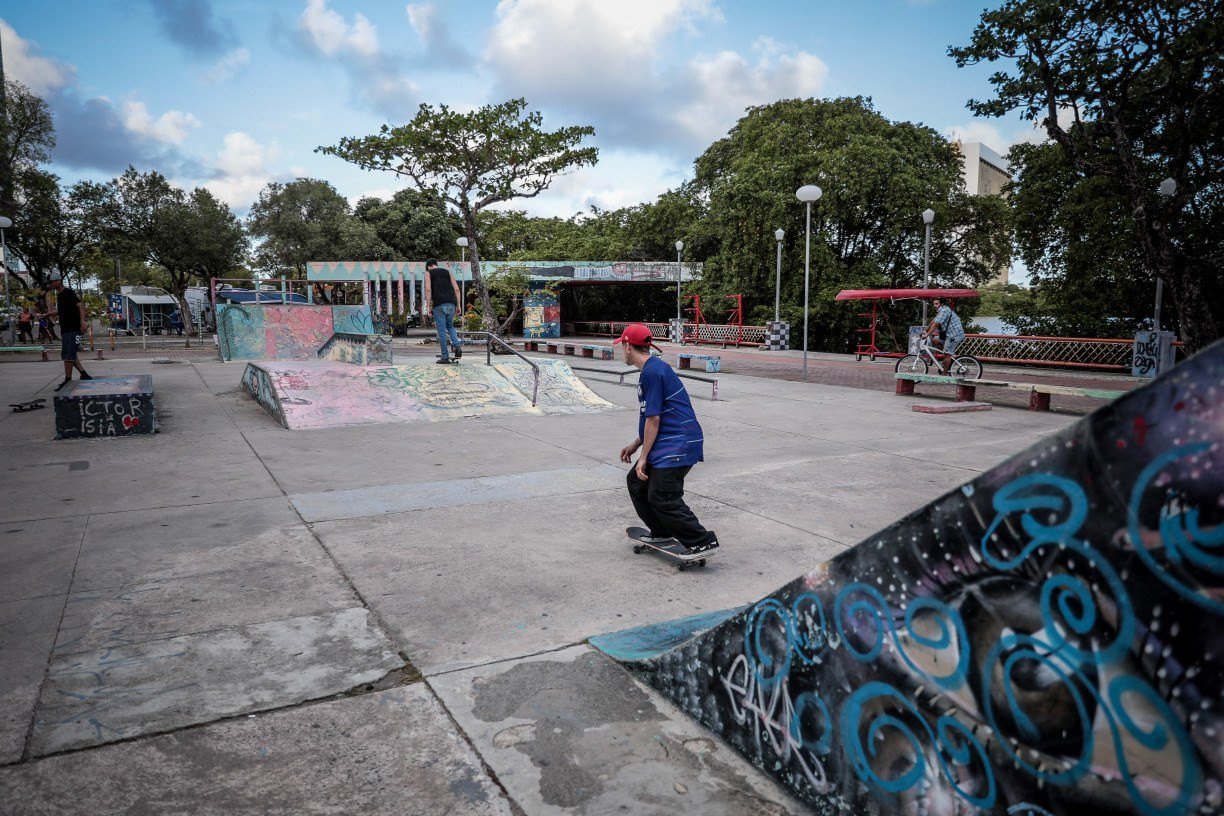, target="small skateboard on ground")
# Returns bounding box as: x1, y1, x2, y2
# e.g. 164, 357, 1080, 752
9, 398, 46, 413
627, 526, 712, 571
